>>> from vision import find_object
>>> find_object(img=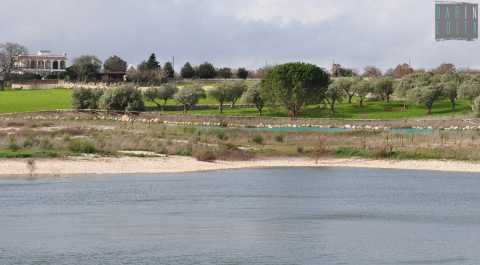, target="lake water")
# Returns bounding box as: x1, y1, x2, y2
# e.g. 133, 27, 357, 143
1, 168, 480, 265
250, 126, 437, 134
